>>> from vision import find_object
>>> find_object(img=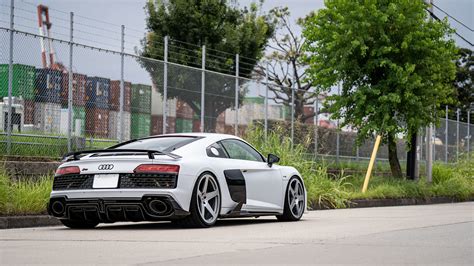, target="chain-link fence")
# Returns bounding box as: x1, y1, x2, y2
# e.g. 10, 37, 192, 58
0, 3, 472, 162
